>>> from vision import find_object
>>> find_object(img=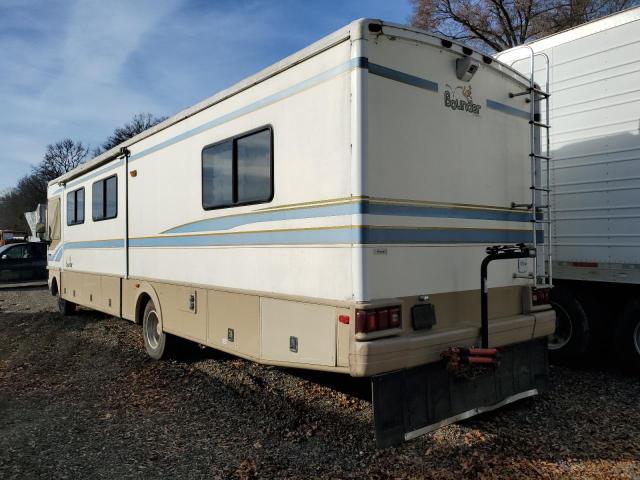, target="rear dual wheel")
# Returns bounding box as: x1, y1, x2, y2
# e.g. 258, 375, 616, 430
615, 300, 640, 372
548, 286, 590, 362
